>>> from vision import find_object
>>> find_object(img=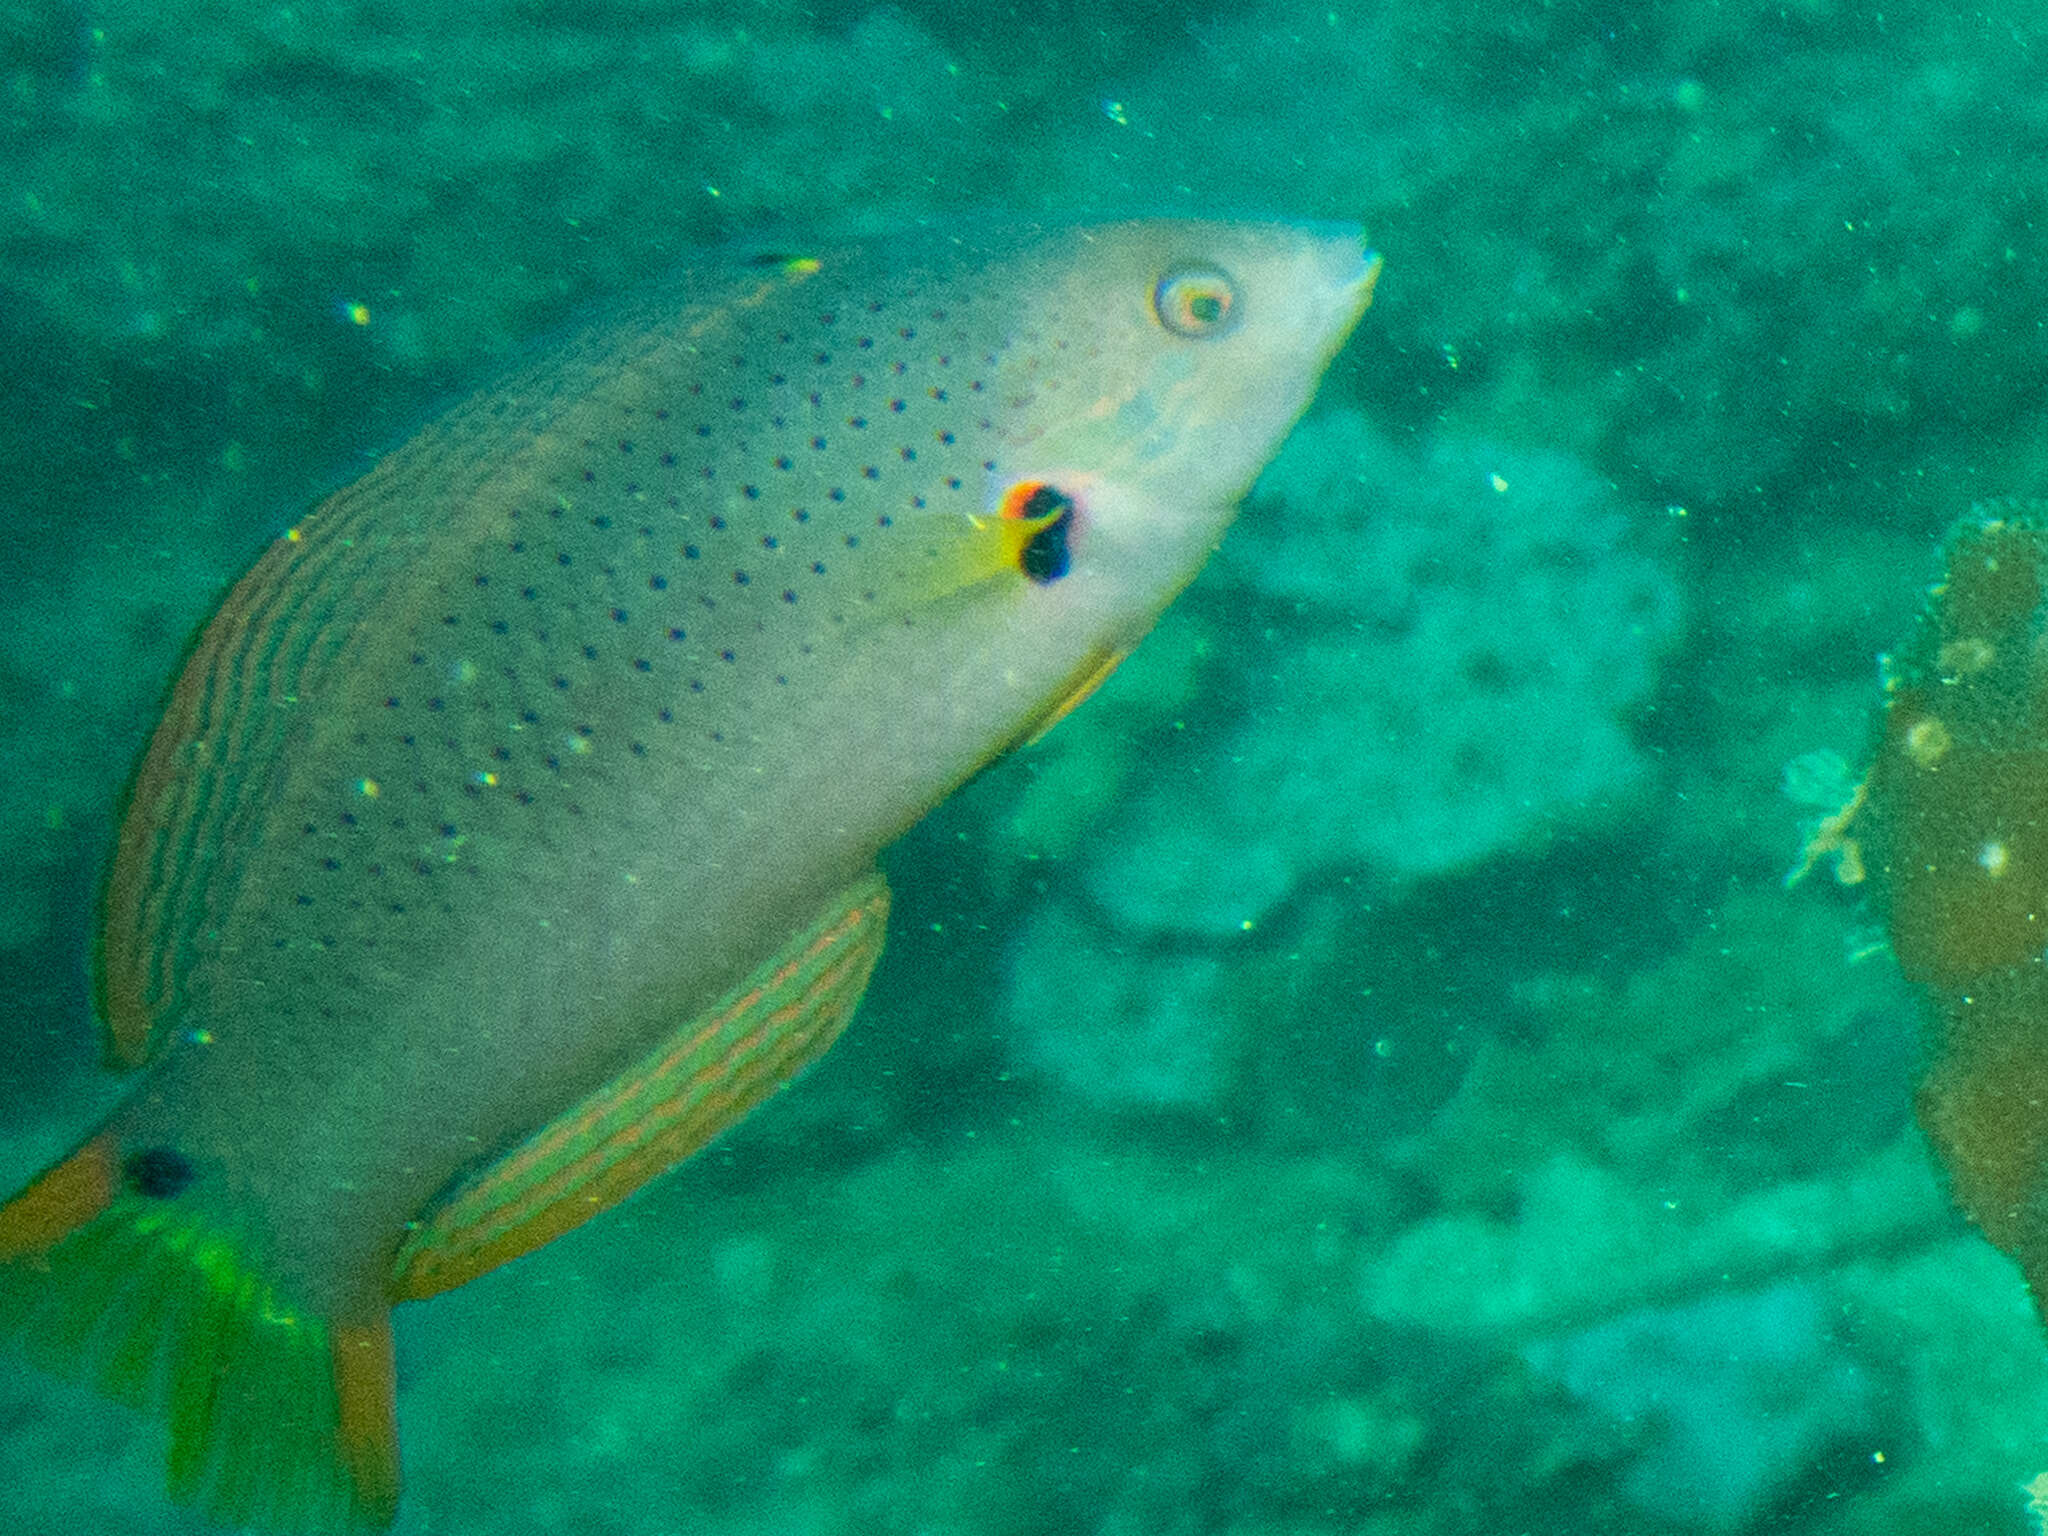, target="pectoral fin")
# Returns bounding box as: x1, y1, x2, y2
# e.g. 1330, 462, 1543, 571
393, 871, 890, 1300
